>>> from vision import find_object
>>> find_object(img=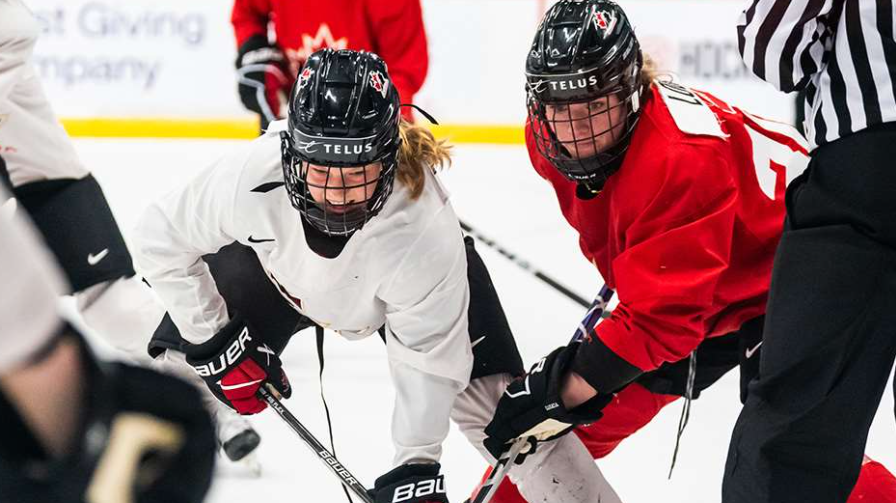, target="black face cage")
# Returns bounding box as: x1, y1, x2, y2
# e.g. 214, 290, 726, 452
280, 132, 397, 236
527, 82, 642, 190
